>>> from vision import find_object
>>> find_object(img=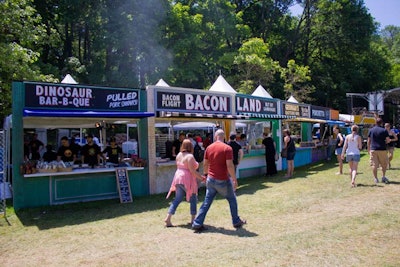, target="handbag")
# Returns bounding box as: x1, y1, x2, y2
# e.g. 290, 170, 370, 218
280, 148, 287, 158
